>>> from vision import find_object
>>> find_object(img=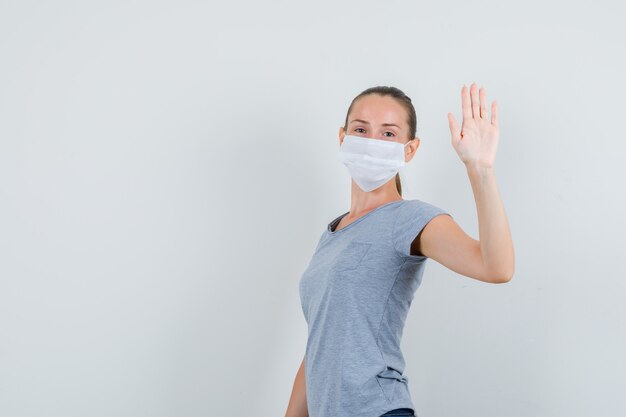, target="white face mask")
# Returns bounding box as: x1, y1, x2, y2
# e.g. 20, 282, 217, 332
337, 135, 410, 192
